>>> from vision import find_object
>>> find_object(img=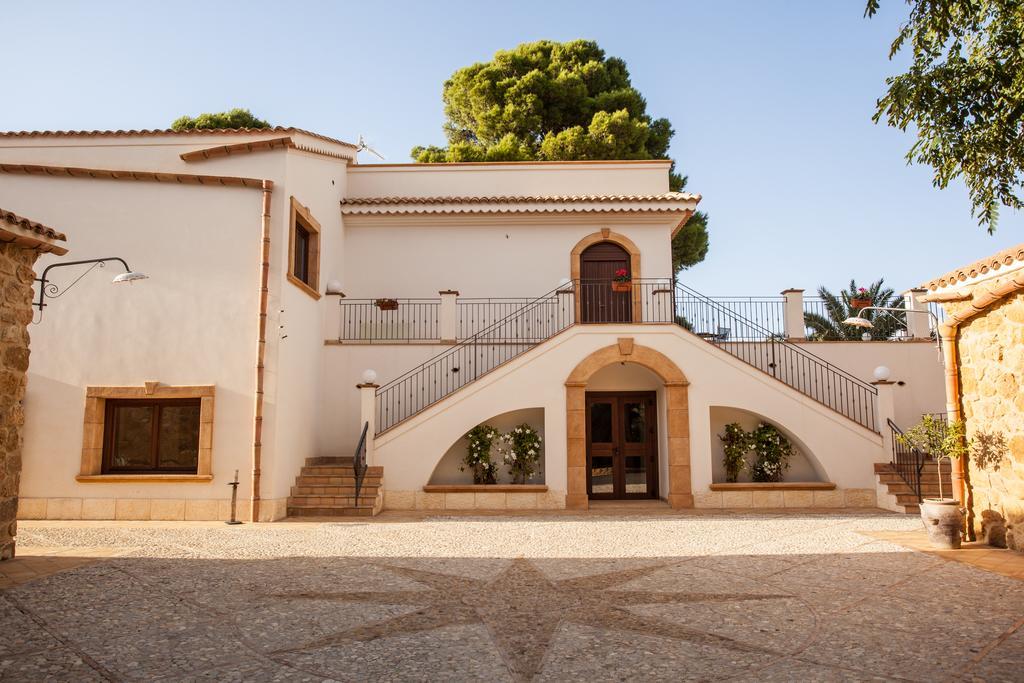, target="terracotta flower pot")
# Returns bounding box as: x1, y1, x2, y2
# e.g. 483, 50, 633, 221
850, 298, 872, 309
920, 498, 964, 549
611, 281, 632, 293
